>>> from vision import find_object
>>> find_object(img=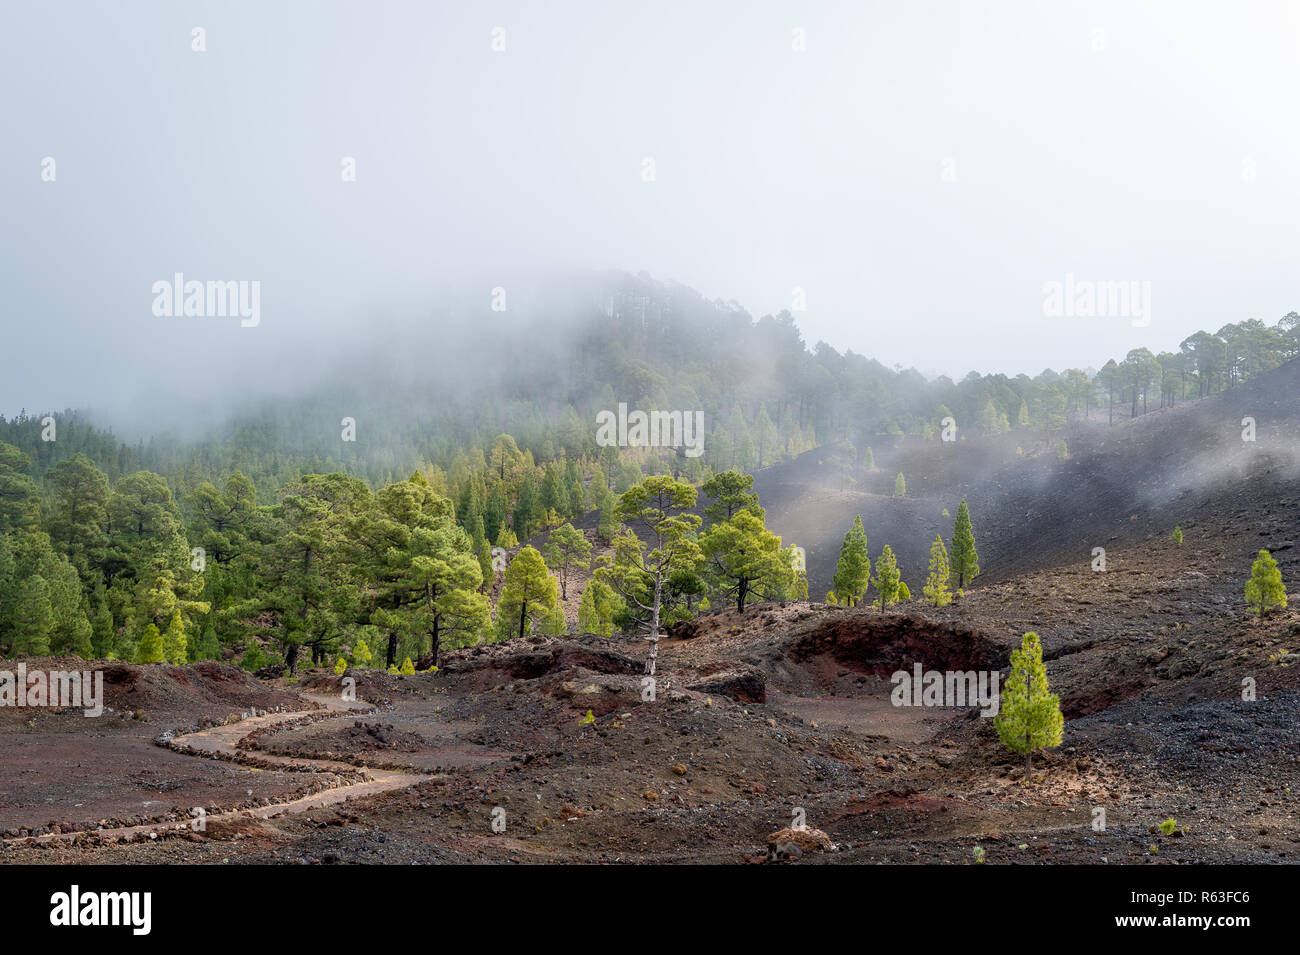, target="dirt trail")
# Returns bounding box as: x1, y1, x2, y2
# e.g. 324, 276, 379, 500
5, 691, 428, 847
